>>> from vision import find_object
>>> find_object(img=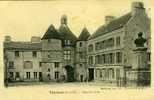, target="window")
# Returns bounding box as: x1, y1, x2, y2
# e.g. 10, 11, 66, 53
95, 69, 98, 77
9, 72, 14, 79
79, 42, 82, 47
95, 56, 98, 64
34, 72, 37, 78
116, 69, 120, 79
39, 62, 42, 67
26, 72, 30, 79
32, 51, 37, 57
109, 53, 115, 64
104, 54, 108, 64
100, 70, 102, 78
116, 52, 122, 63
64, 51, 71, 60
102, 69, 105, 79
98, 55, 102, 64
112, 69, 115, 78
55, 71, 59, 79
55, 62, 60, 68
48, 54, 51, 58
47, 74, 51, 80
95, 42, 101, 50
79, 52, 84, 59
80, 64, 82, 67
102, 54, 105, 64
64, 40, 67, 44
88, 56, 93, 65
88, 44, 94, 52
109, 69, 114, 79
48, 68, 50, 72
116, 36, 121, 46
15, 72, 20, 78
101, 41, 105, 49
104, 40, 107, 48
105, 69, 109, 79
24, 61, 33, 69
147, 52, 151, 61
9, 61, 14, 68
96, 69, 101, 78
15, 51, 19, 57
65, 40, 71, 45
108, 38, 114, 47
